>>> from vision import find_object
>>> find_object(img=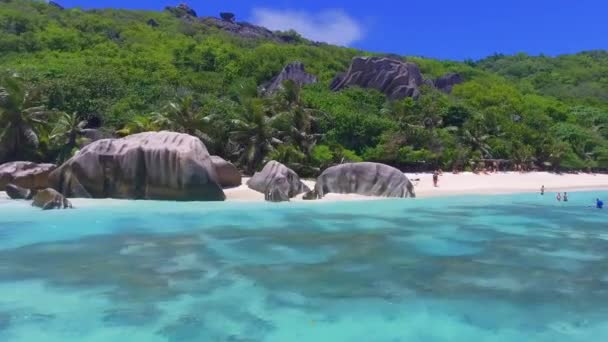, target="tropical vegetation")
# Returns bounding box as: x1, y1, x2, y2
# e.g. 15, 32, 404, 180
1, 0, 607, 174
